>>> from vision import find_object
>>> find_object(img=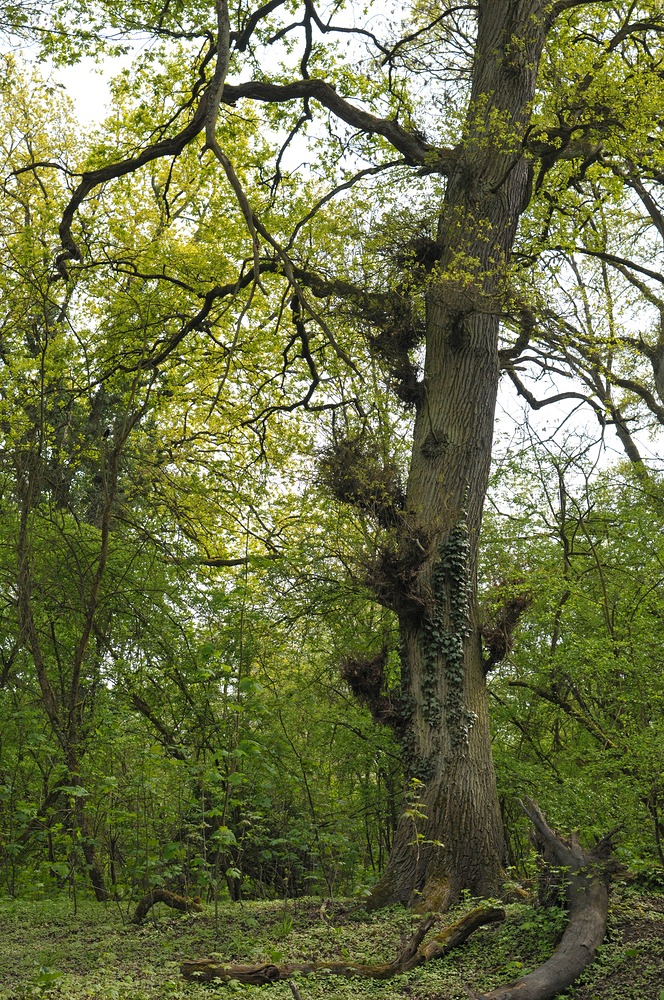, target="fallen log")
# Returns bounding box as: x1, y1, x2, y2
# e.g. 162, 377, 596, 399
470, 799, 618, 1000
132, 888, 203, 924
181, 904, 506, 983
